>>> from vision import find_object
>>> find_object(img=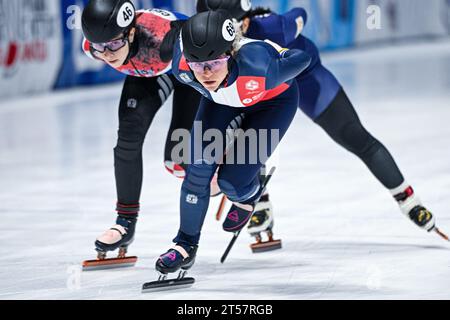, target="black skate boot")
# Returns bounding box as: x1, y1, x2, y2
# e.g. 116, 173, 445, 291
222, 203, 254, 233
82, 203, 139, 271
247, 194, 282, 253
222, 167, 274, 232
408, 205, 435, 231
156, 244, 198, 274
220, 167, 277, 263
142, 244, 197, 292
